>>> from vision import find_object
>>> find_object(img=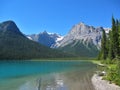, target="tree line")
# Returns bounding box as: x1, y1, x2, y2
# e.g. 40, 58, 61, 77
98, 16, 120, 60
98, 17, 120, 85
